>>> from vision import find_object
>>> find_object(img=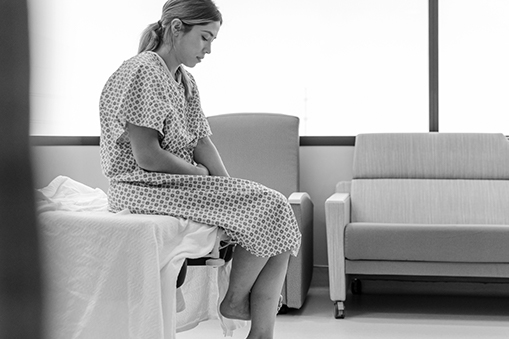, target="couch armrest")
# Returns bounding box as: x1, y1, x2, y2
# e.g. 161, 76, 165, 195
325, 192, 350, 302
286, 192, 314, 309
